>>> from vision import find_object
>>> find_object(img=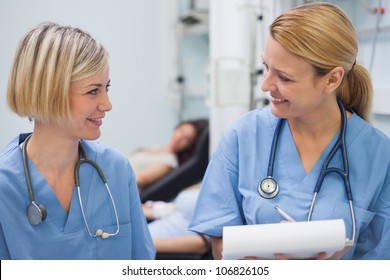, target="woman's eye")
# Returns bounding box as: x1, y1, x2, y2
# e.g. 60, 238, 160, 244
278, 75, 290, 82
262, 61, 269, 70
106, 84, 111, 91
87, 88, 98, 95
